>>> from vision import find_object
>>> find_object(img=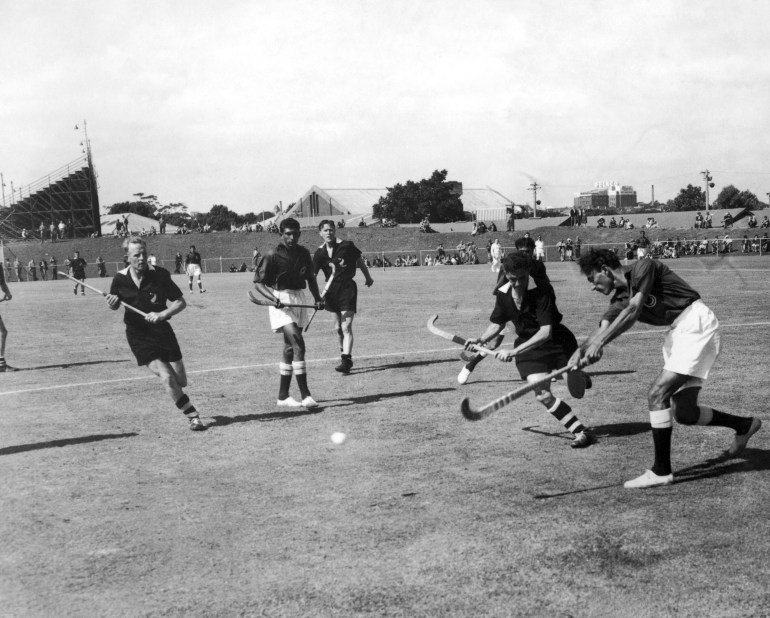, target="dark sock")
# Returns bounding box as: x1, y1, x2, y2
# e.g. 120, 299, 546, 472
651, 427, 673, 476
